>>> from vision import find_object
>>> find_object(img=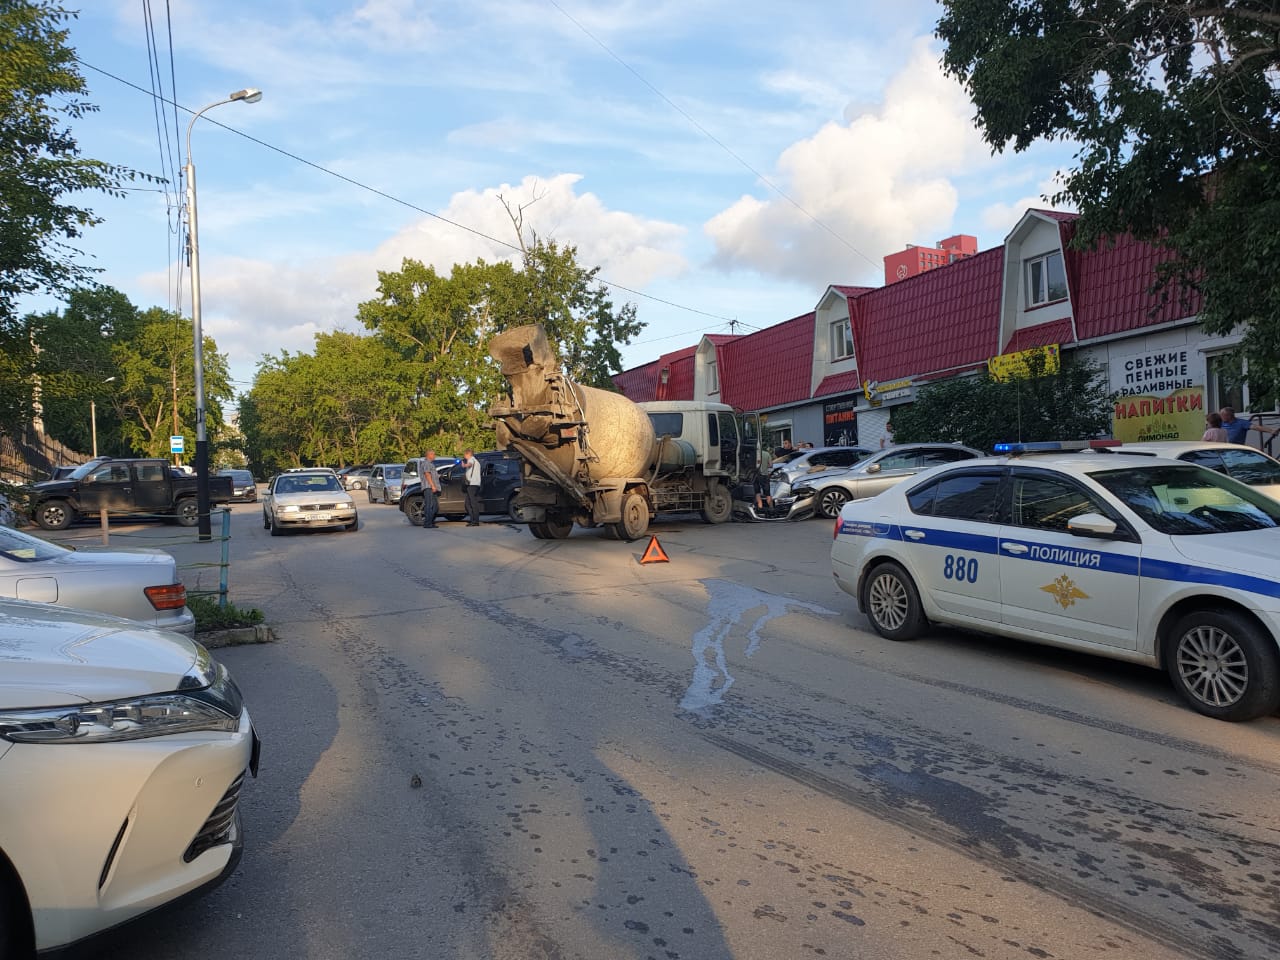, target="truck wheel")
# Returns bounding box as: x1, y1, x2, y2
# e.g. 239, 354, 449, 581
175, 499, 199, 526
35, 500, 75, 531
613, 492, 649, 541
543, 517, 573, 539
404, 496, 424, 526
701, 482, 732, 524
529, 522, 548, 539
